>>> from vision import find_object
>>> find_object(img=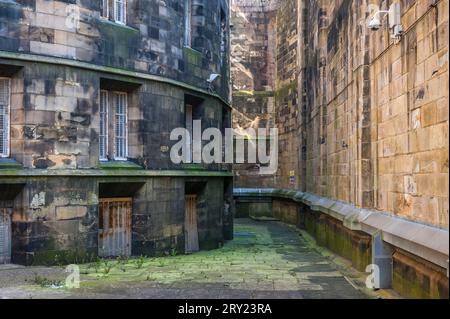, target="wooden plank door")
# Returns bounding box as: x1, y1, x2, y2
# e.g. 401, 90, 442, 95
0, 208, 11, 264
185, 195, 199, 253
98, 198, 132, 257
